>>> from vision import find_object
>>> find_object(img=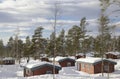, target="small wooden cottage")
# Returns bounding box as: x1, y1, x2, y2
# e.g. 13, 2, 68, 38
40, 57, 49, 62
50, 56, 75, 67
1, 57, 15, 65
75, 52, 95, 59
24, 62, 61, 77
75, 53, 86, 59
106, 52, 120, 59
76, 57, 117, 74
